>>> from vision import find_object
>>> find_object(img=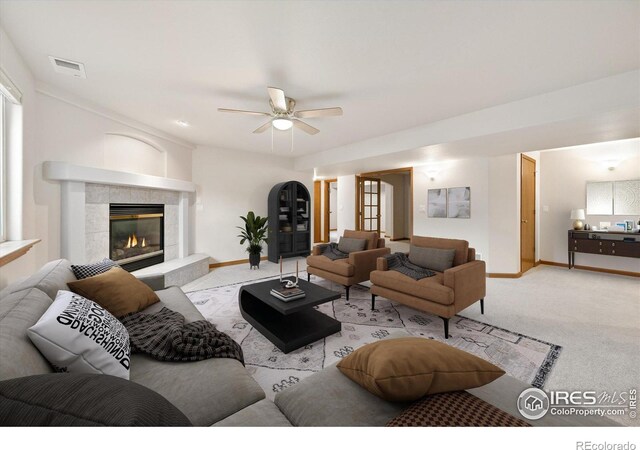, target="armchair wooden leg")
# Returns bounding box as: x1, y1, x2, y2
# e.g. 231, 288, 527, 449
480, 298, 484, 314
439, 317, 449, 339
371, 294, 376, 310
307, 273, 310, 282
345, 285, 350, 302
